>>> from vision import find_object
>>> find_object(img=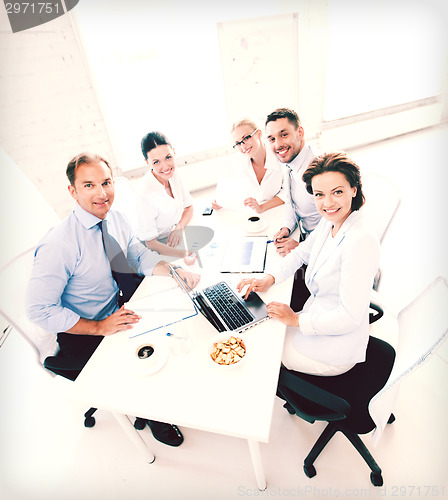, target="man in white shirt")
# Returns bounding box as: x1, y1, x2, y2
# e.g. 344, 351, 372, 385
265, 108, 321, 312
266, 108, 321, 256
